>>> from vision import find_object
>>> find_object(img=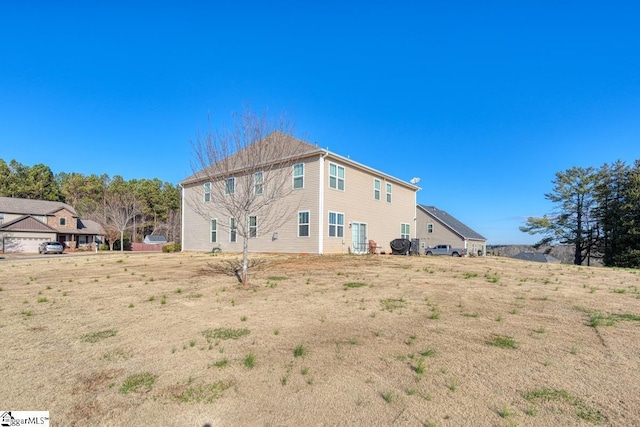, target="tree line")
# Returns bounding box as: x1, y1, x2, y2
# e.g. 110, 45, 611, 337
521, 159, 640, 267
0, 159, 181, 249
